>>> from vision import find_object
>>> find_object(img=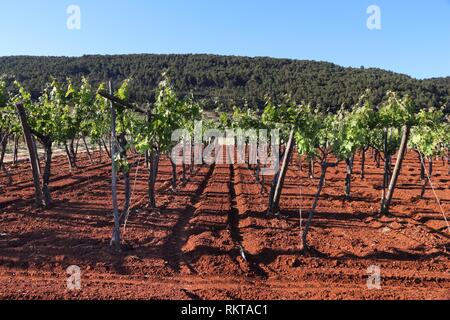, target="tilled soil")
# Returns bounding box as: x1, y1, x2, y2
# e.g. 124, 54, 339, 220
0, 150, 449, 300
